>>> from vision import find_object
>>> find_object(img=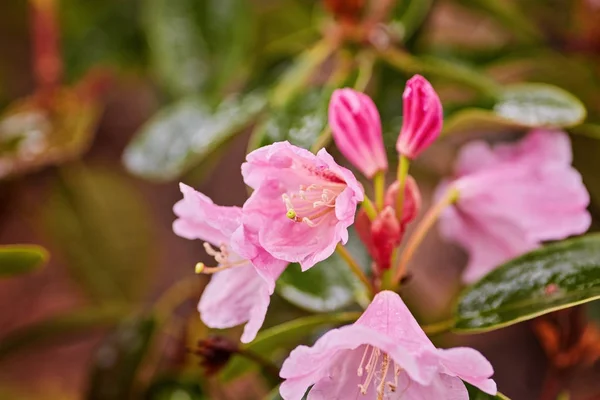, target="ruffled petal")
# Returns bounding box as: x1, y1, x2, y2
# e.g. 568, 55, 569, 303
437, 347, 497, 395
